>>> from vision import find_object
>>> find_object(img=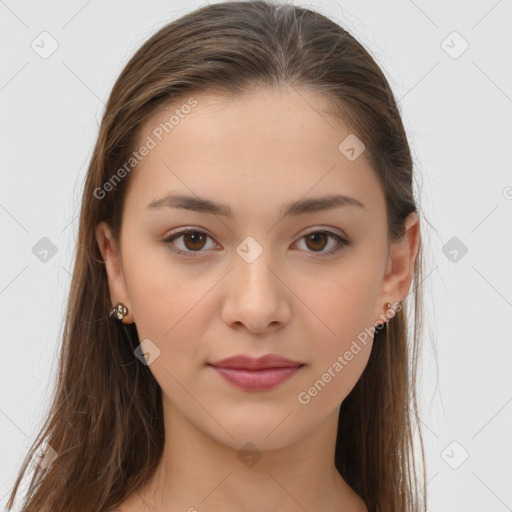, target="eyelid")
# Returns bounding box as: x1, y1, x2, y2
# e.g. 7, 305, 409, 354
296, 225, 347, 240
